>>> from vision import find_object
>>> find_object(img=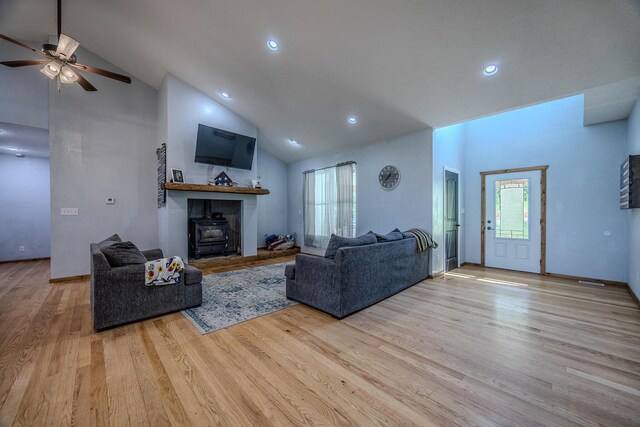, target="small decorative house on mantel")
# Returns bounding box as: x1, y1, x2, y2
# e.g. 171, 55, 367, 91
212, 171, 233, 186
